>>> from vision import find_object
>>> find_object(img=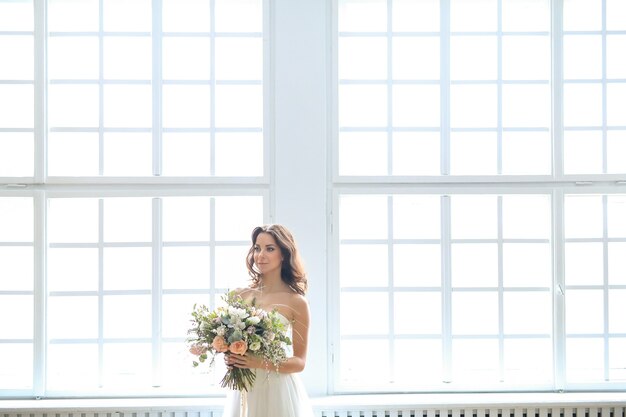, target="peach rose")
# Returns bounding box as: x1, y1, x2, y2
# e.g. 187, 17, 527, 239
189, 344, 207, 356
229, 340, 248, 355
212, 336, 229, 353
